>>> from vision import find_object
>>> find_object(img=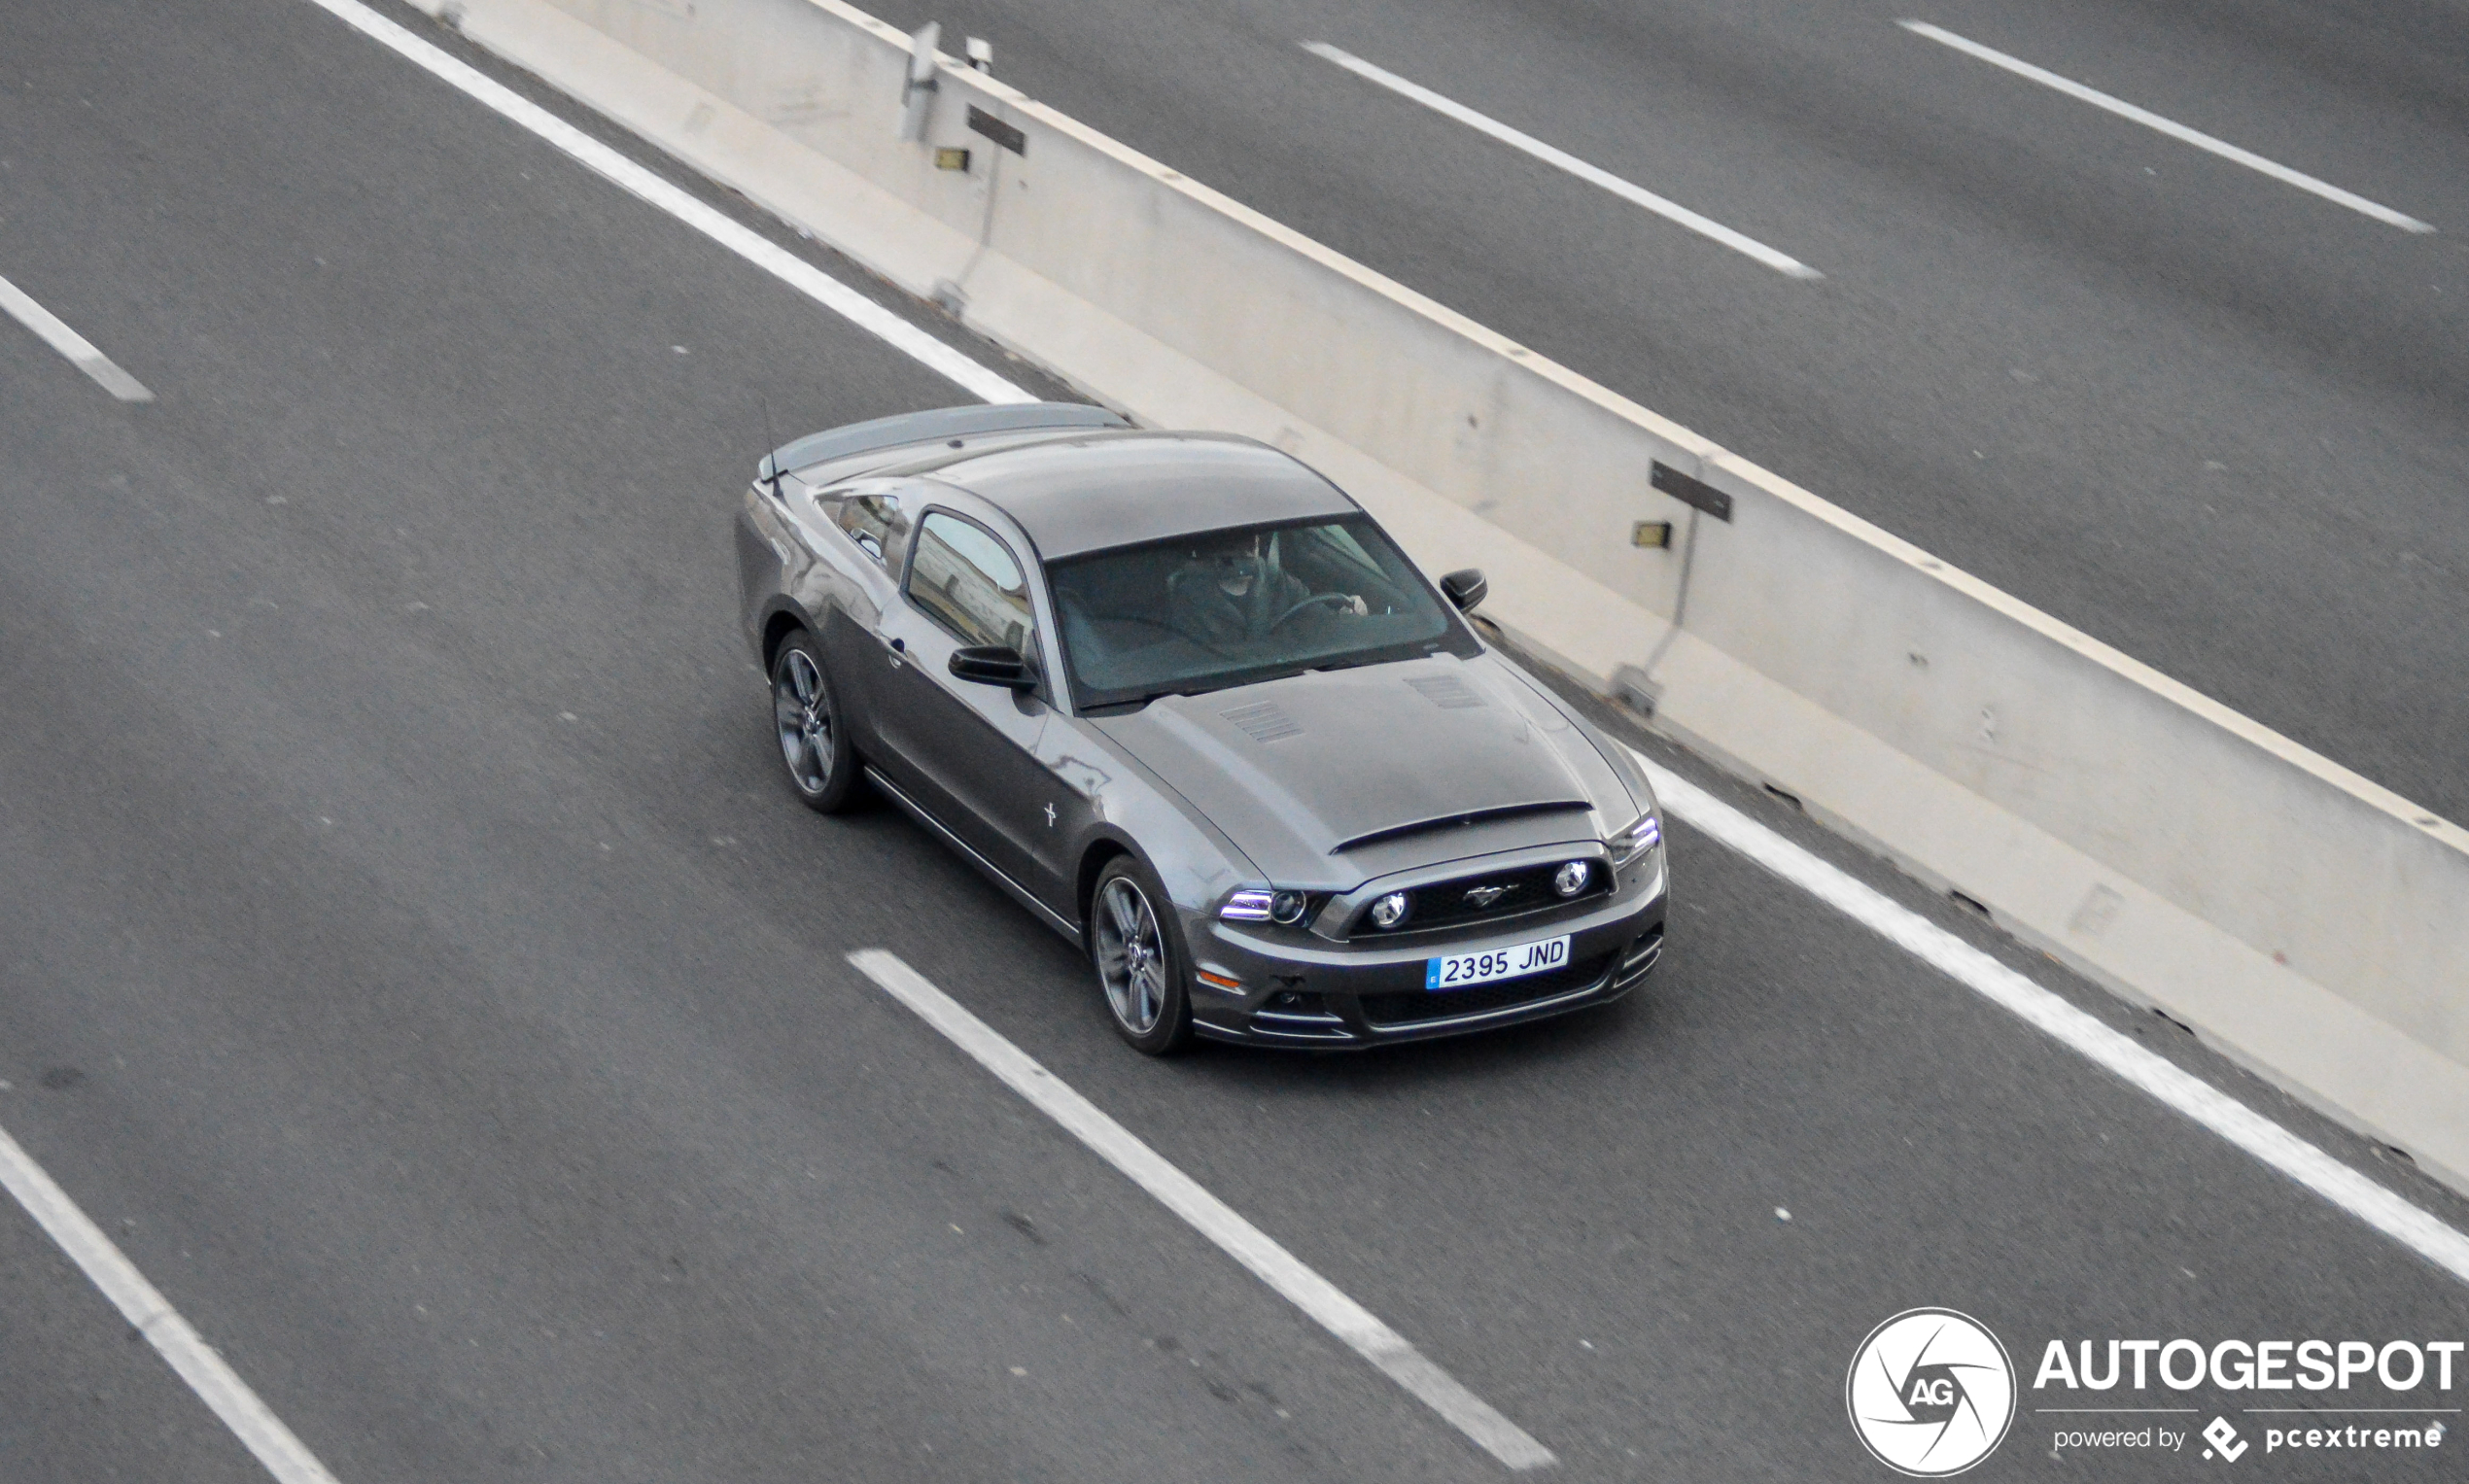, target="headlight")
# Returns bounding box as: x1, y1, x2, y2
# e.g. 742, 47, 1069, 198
1553, 860, 1592, 897
1220, 888, 1312, 924
1610, 811, 1663, 868
1220, 889, 1273, 921
1369, 891, 1410, 930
